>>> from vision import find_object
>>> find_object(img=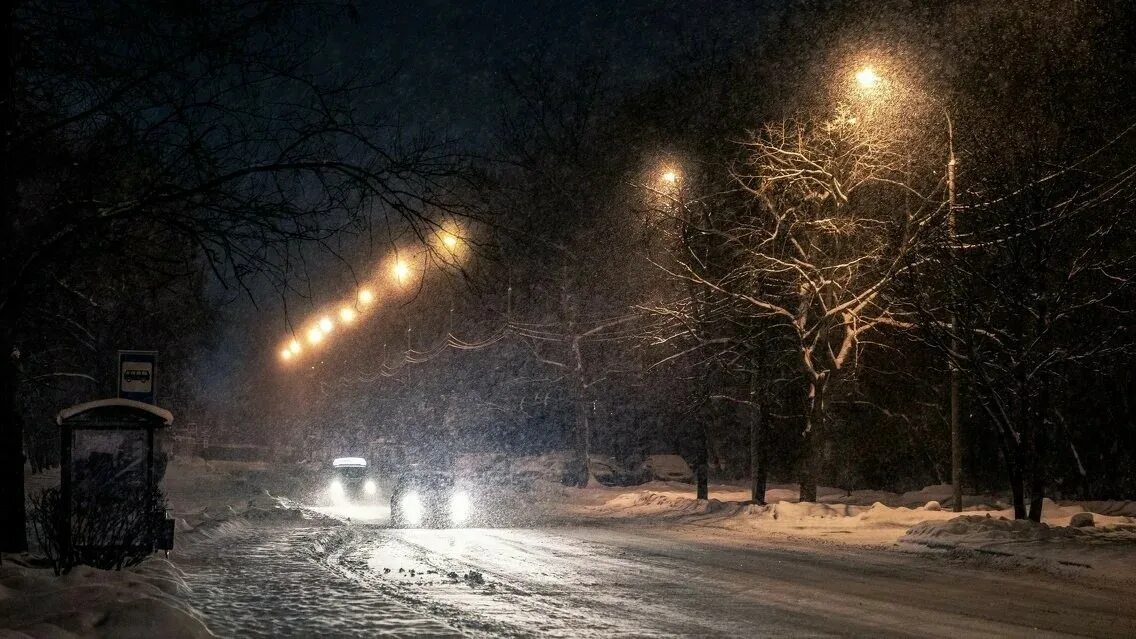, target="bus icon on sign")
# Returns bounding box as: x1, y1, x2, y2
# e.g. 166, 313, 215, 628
124, 369, 151, 383
118, 350, 157, 403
